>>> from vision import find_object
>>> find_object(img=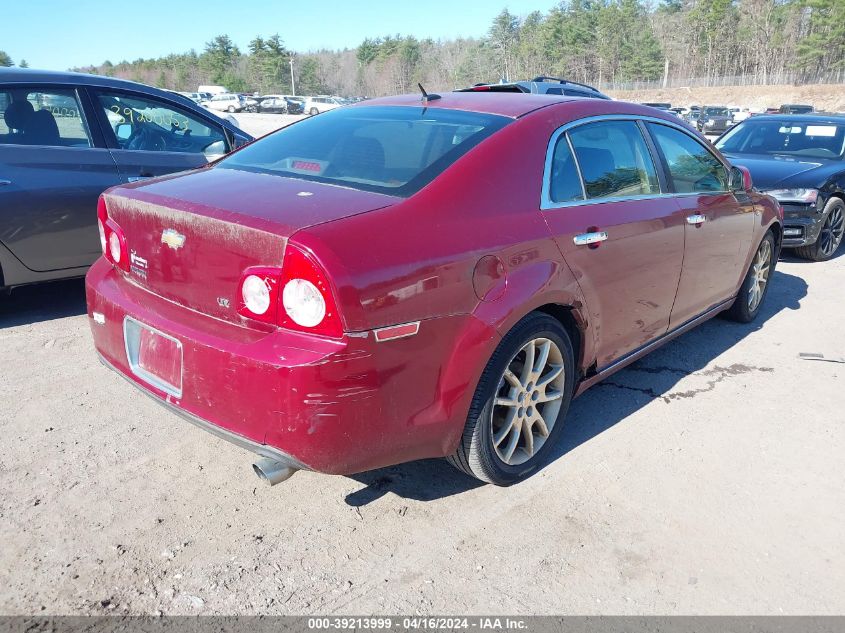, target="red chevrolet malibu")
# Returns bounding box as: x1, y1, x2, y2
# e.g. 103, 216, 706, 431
87, 93, 782, 486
